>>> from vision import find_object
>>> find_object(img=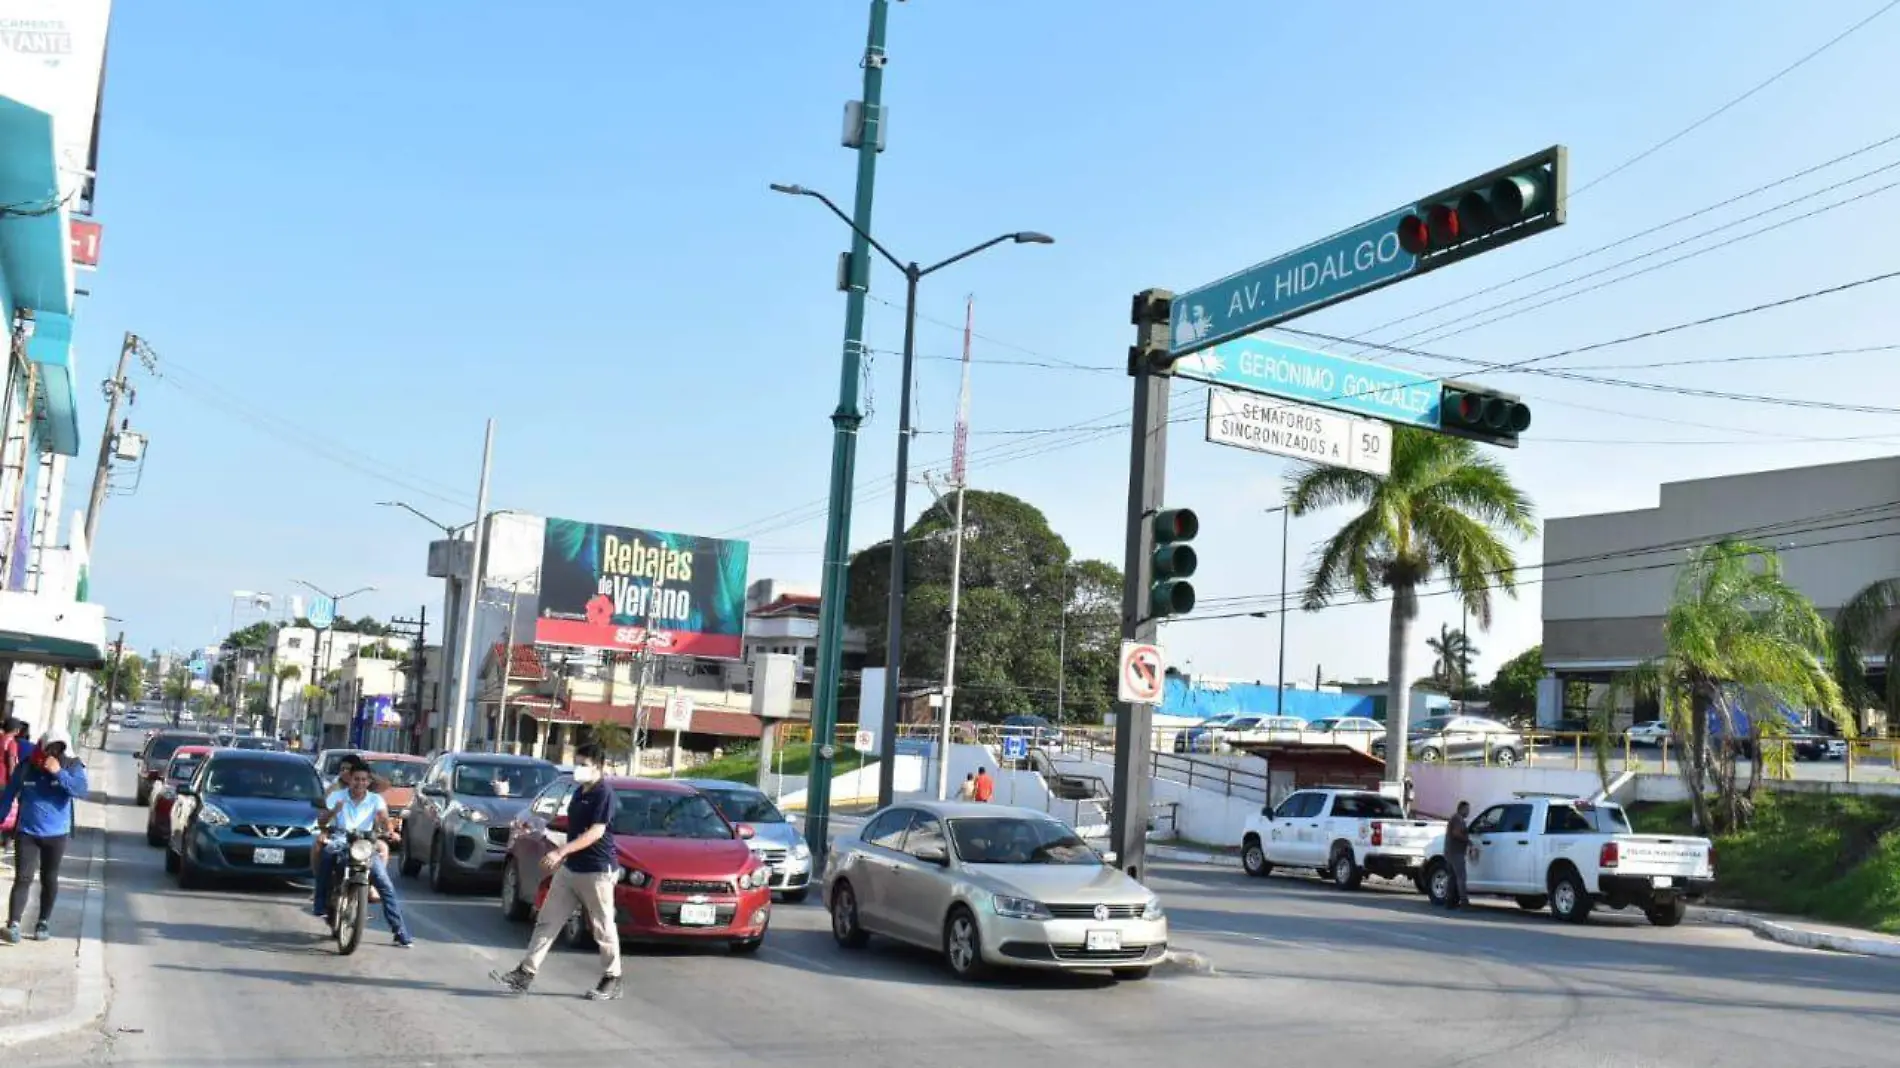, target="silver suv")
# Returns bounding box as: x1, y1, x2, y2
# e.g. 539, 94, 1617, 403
1374, 715, 1524, 766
